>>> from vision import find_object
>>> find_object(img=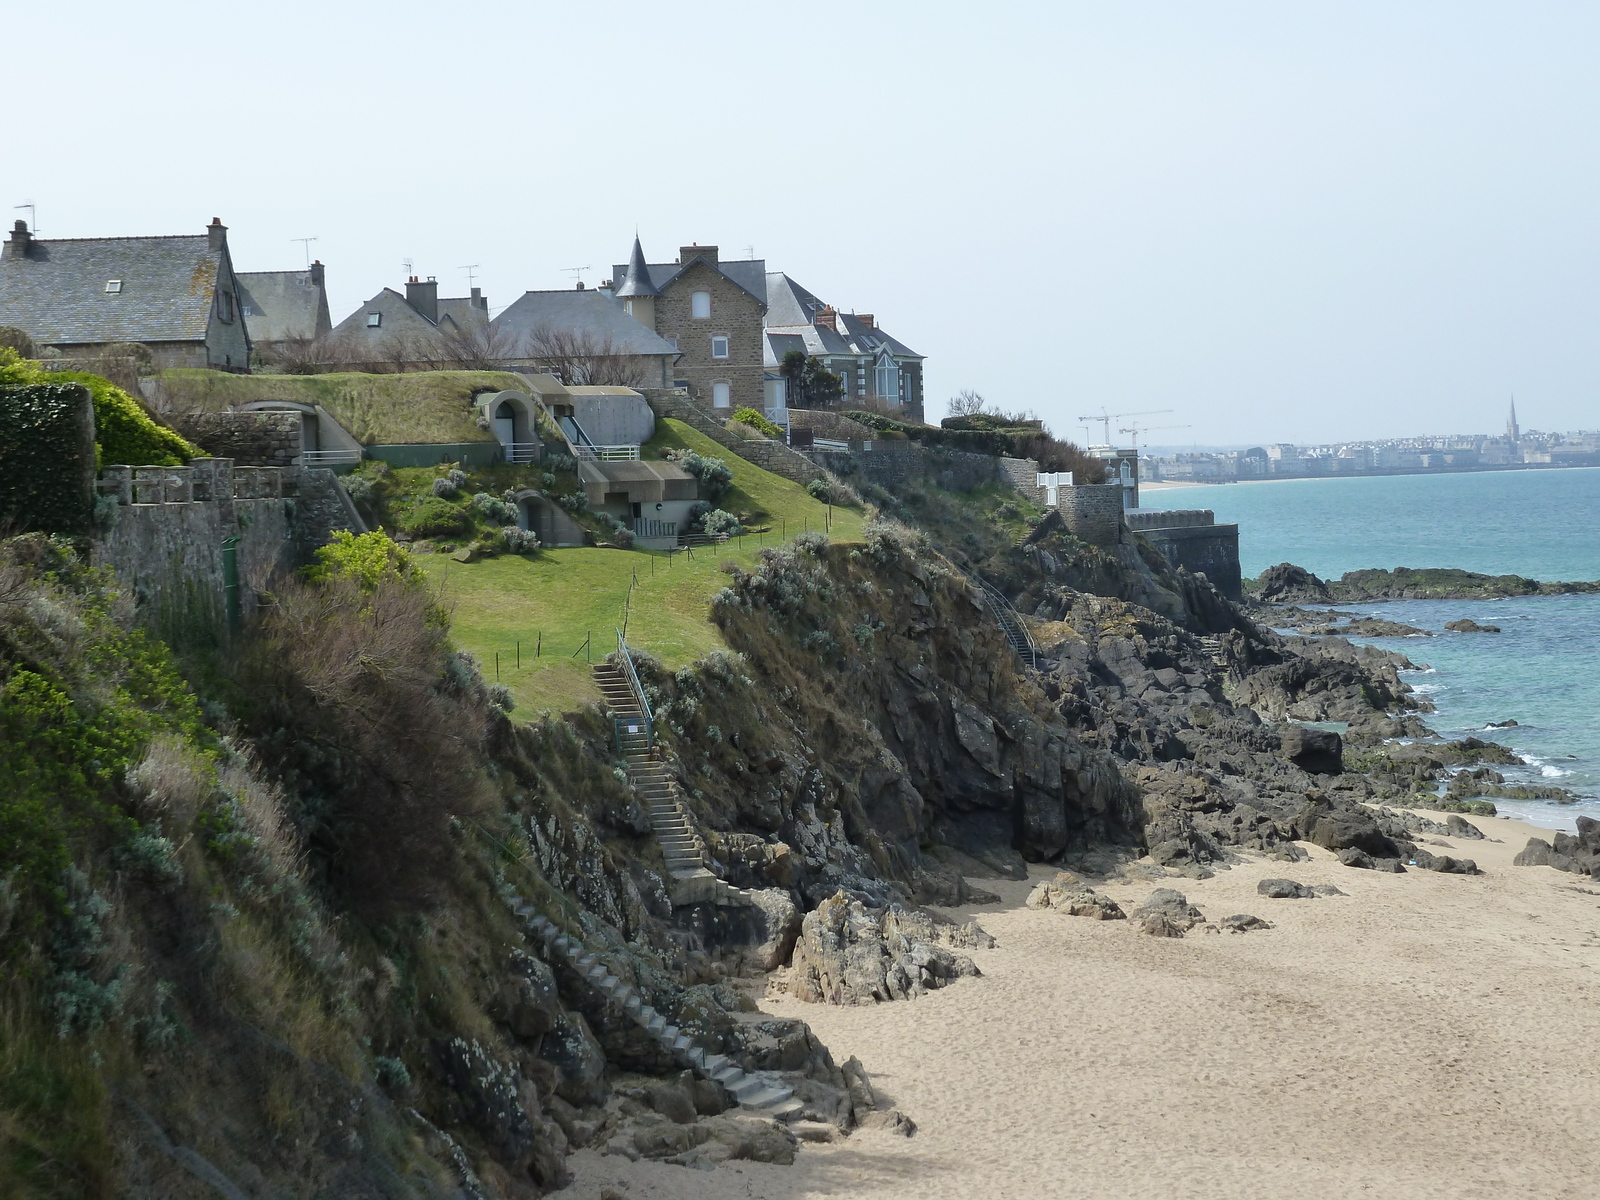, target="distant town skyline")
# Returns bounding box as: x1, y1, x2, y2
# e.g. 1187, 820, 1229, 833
6, 1, 1599, 442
